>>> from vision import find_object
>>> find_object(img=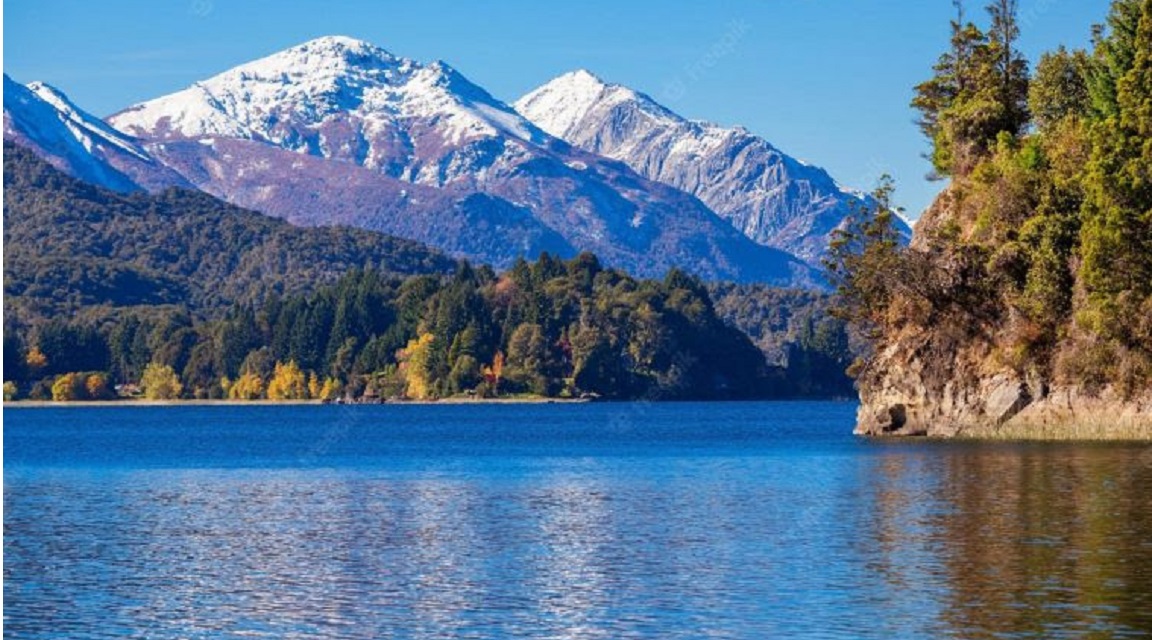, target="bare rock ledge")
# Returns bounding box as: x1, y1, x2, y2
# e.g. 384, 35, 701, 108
855, 341, 1152, 440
